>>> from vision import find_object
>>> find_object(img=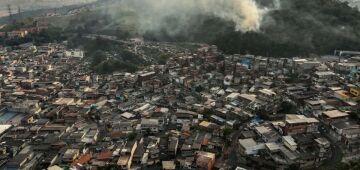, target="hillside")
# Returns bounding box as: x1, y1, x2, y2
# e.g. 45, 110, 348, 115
245, 0, 360, 56
2, 0, 360, 57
